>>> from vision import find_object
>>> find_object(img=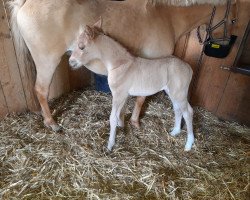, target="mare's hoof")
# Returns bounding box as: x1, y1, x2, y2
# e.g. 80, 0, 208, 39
50, 124, 61, 132
33, 110, 42, 116
130, 119, 140, 129
44, 120, 61, 132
